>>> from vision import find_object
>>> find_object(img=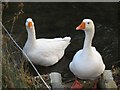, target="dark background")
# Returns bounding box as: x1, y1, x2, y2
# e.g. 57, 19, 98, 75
2, 2, 118, 78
